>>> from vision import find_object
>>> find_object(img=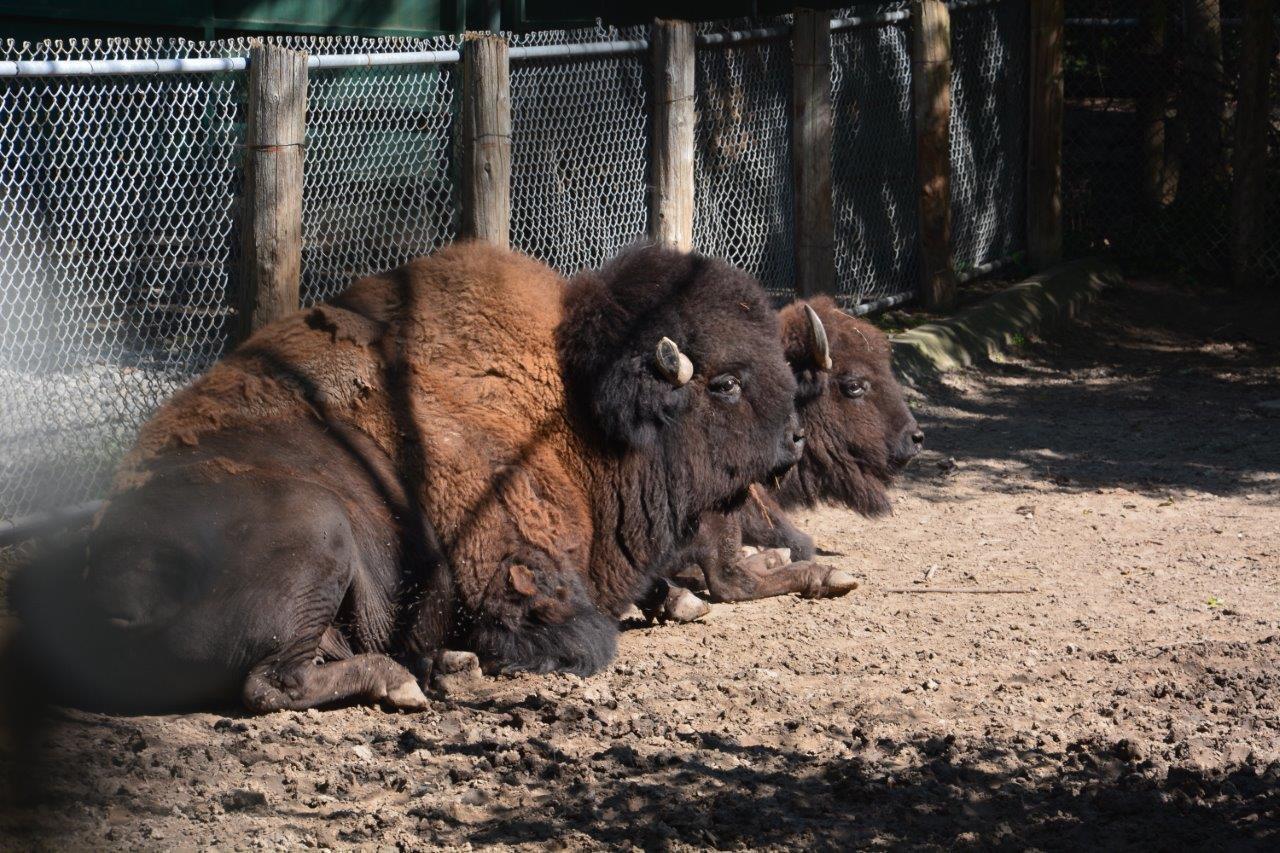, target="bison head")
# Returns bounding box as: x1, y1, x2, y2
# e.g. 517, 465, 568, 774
557, 245, 801, 522
774, 296, 922, 516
